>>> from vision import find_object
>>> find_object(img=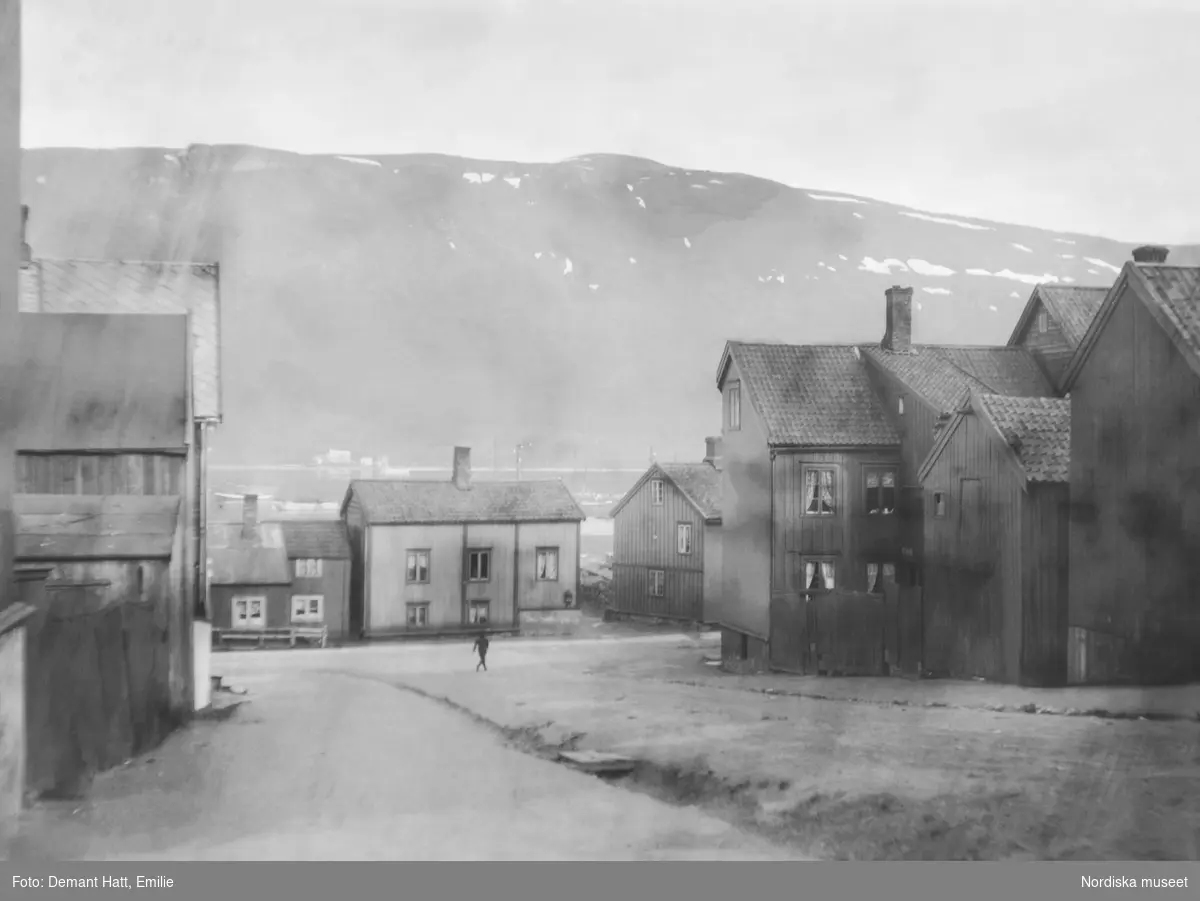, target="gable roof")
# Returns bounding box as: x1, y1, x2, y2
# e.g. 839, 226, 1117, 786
918, 393, 1070, 487
207, 521, 291, 585
16, 312, 189, 451
1062, 263, 1200, 392
1007, 285, 1109, 349
862, 344, 1053, 414
717, 342, 900, 447
20, 258, 223, 421
609, 461, 722, 523
278, 520, 352, 560
343, 479, 587, 526
15, 494, 182, 560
